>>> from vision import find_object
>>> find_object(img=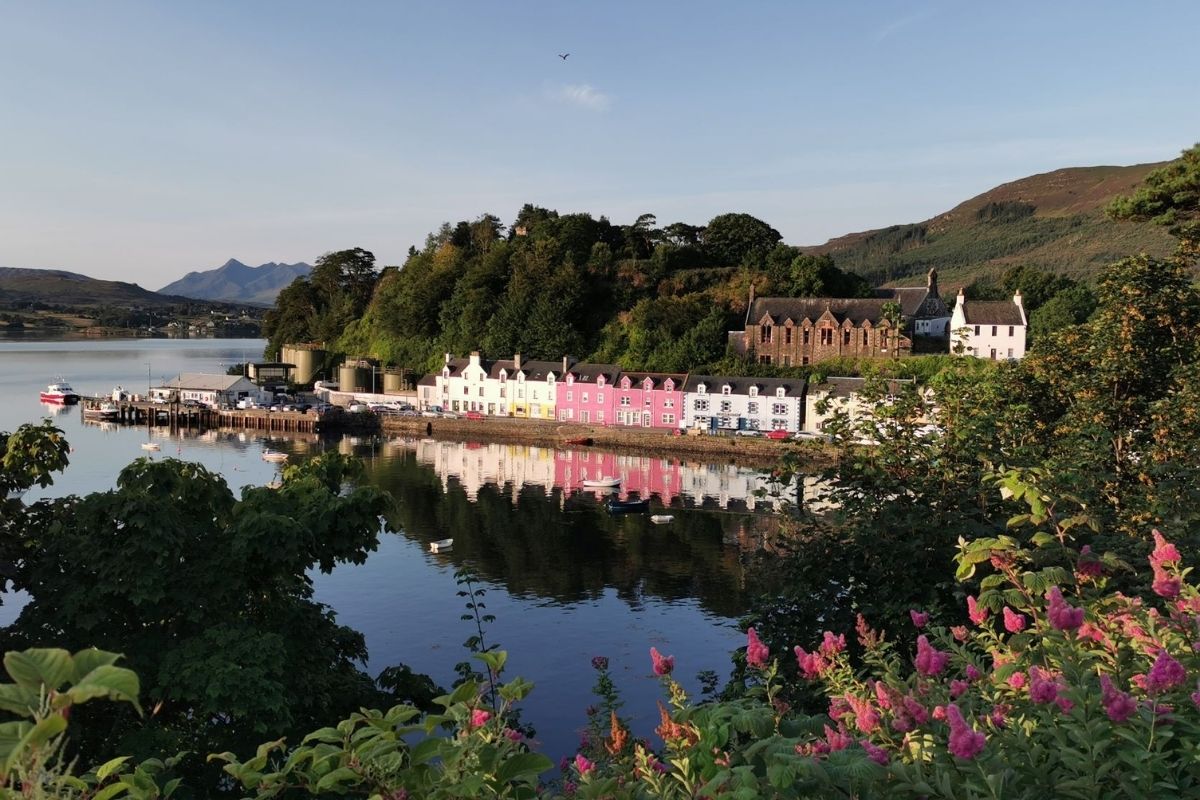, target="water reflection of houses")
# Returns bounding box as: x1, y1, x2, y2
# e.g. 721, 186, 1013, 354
391, 437, 811, 513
